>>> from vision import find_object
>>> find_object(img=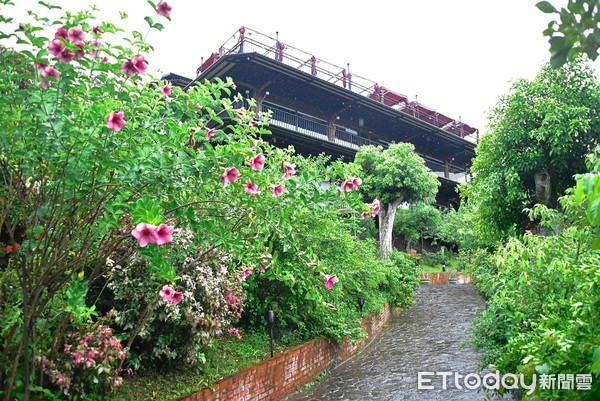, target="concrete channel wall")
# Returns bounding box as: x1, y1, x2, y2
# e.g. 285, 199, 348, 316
176, 303, 392, 401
